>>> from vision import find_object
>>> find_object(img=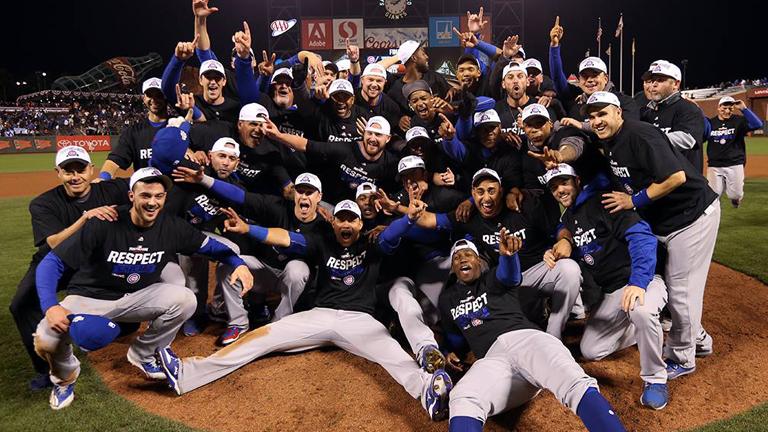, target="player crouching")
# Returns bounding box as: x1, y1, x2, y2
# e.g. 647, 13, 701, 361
33, 168, 252, 410
439, 235, 627, 431
545, 164, 669, 409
